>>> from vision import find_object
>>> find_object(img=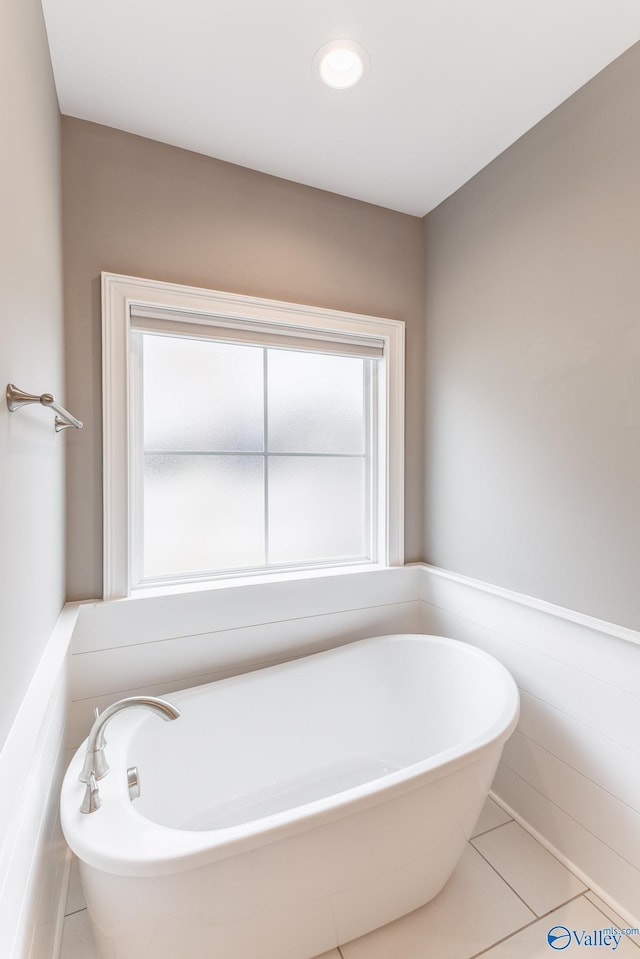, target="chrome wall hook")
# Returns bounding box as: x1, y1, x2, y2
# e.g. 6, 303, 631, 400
6, 383, 83, 431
